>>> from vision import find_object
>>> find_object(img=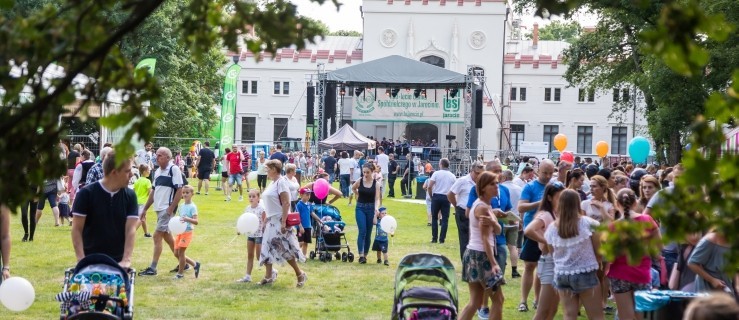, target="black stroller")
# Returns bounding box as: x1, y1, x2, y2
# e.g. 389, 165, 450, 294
57, 254, 136, 320
309, 204, 354, 262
